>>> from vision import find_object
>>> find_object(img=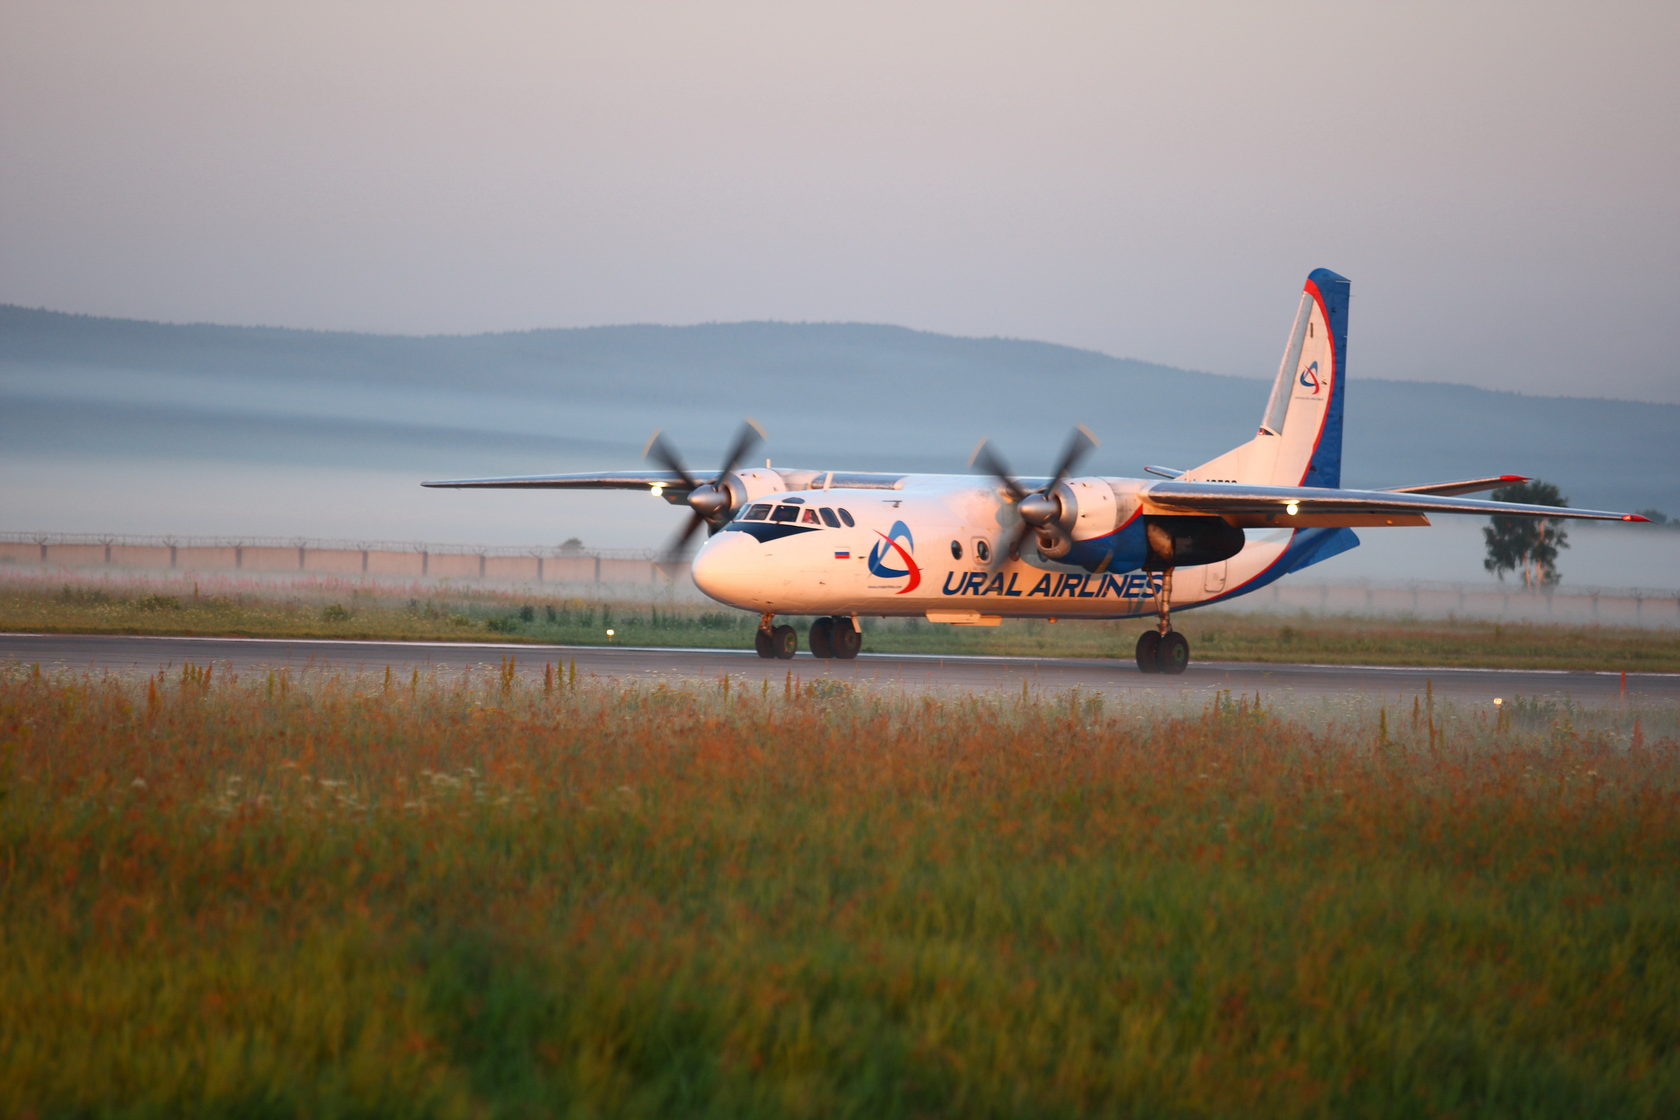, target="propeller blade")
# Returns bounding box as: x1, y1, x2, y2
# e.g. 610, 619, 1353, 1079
970, 439, 1028, 503
643, 431, 699, 492
658, 510, 707, 569
982, 521, 1030, 574
1006, 522, 1034, 565
1047, 424, 1099, 487
714, 417, 767, 482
